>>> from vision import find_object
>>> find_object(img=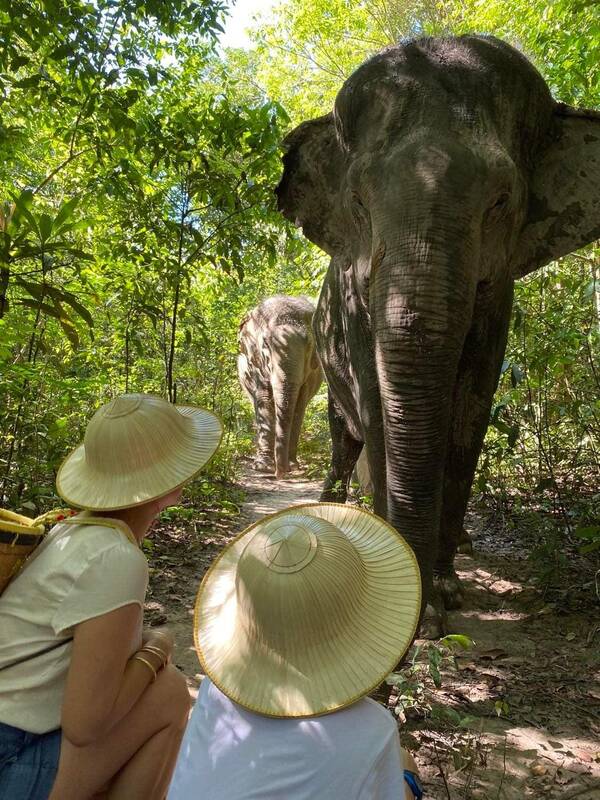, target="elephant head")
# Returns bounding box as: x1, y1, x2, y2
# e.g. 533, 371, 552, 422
276, 35, 600, 605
